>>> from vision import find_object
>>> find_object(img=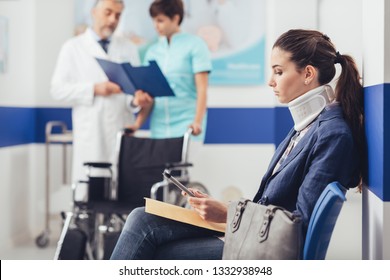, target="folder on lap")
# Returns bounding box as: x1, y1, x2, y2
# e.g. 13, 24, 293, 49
144, 198, 226, 233
96, 58, 175, 97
